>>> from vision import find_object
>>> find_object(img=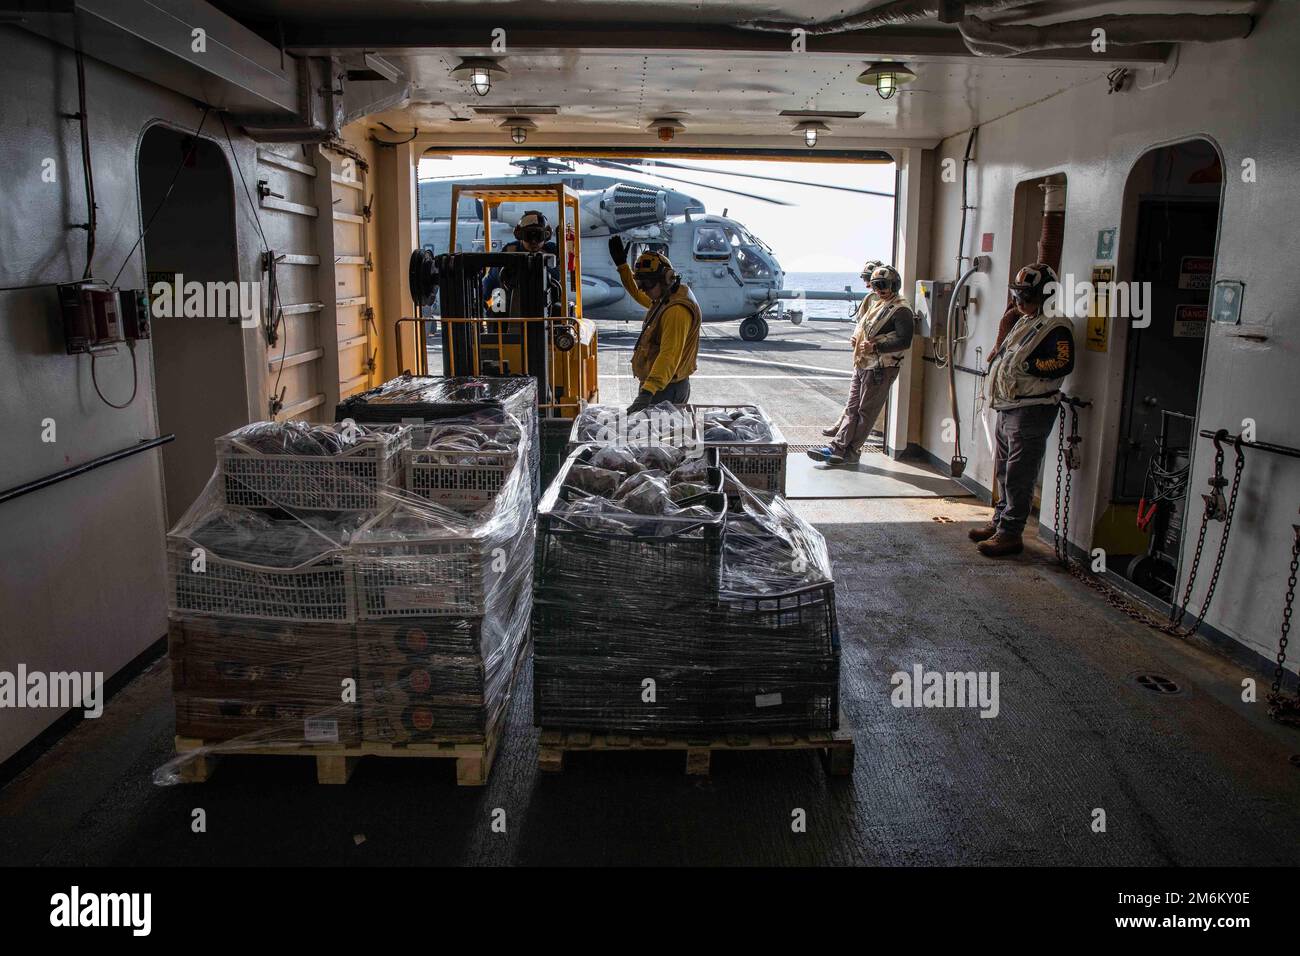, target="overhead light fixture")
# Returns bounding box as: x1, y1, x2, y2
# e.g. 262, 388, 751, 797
499, 116, 537, 144
450, 57, 508, 97
857, 62, 916, 100
648, 117, 686, 142
793, 120, 829, 148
